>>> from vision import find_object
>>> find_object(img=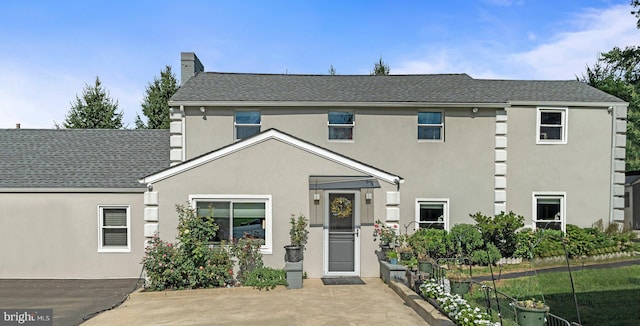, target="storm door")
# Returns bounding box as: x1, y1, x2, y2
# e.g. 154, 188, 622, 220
324, 191, 360, 276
